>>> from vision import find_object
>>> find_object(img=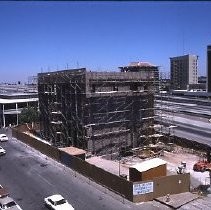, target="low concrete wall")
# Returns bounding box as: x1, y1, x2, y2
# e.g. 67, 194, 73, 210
160, 134, 211, 152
